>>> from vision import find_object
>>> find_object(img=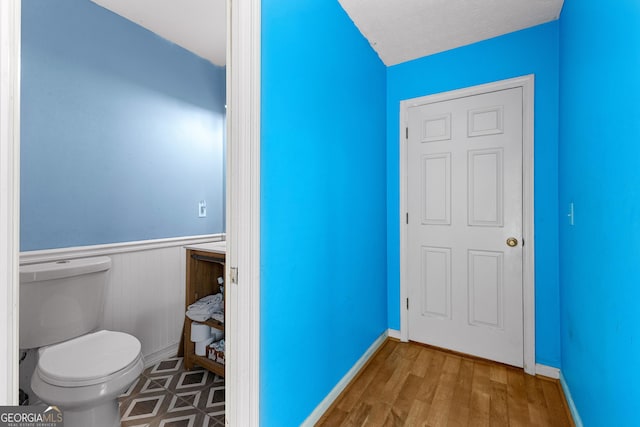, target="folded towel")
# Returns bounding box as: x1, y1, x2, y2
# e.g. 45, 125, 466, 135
186, 309, 224, 323
202, 294, 222, 303
186, 311, 210, 322
210, 312, 224, 323
187, 306, 217, 315
188, 293, 223, 311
